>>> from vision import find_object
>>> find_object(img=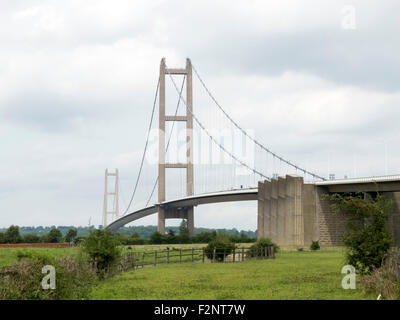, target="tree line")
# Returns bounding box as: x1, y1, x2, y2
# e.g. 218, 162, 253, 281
0, 225, 256, 239
0, 225, 78, 244
0, 221, 256, 245
116, 220, 256, 245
